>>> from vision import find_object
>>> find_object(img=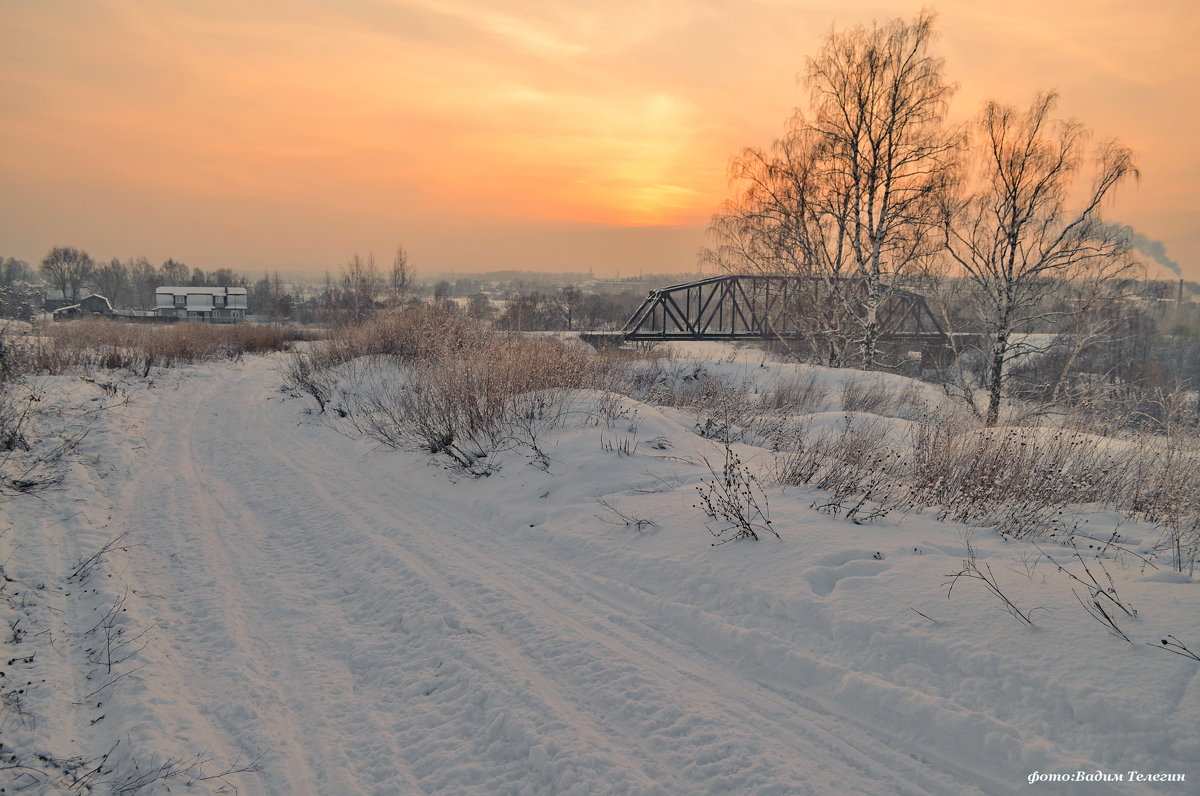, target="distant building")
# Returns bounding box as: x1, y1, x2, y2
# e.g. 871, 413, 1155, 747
52, 293, 114, 319
155, 286, 248, 322
43, 288, 70, 313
